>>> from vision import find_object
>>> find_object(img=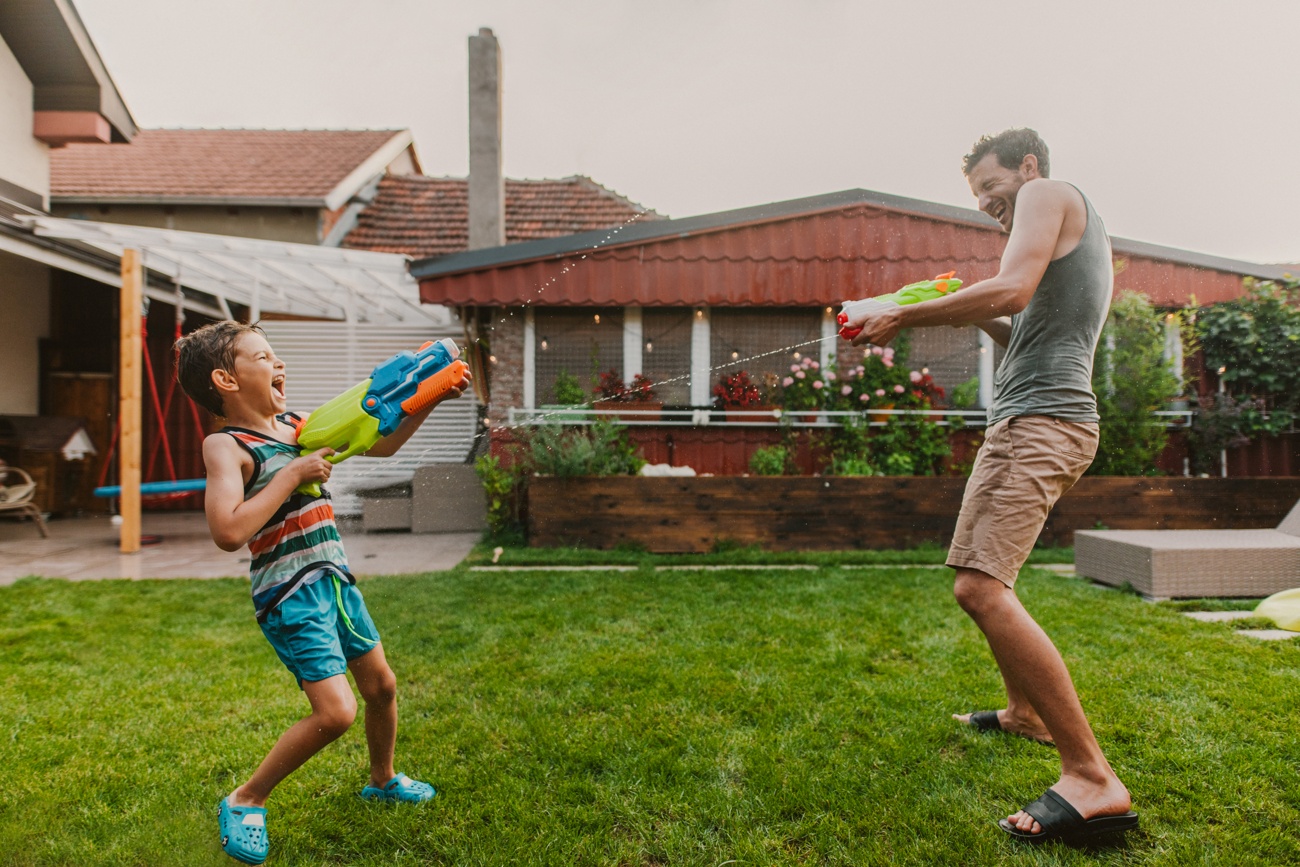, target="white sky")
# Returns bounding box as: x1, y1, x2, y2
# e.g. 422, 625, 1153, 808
74, 0, 1300, 264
